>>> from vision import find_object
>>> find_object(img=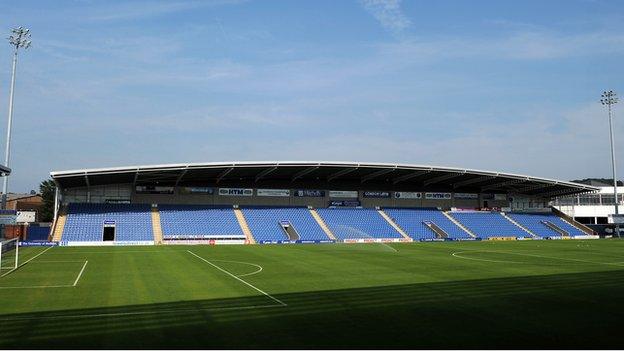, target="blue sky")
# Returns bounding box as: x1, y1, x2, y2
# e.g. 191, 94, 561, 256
0, 0, 622, 192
